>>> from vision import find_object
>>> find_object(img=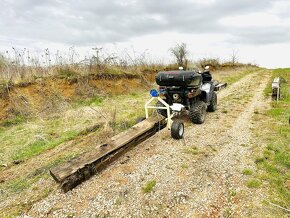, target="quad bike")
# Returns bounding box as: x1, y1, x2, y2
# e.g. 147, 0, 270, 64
144, 66, 218, 140
155, 66, 217, 124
